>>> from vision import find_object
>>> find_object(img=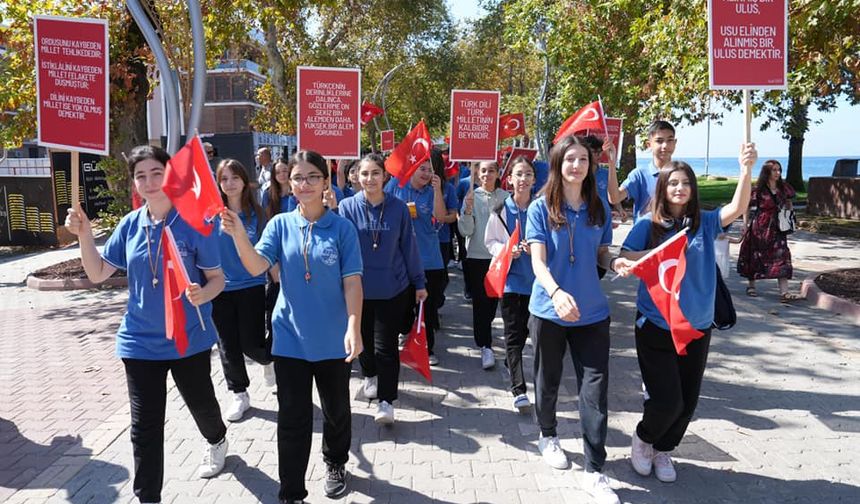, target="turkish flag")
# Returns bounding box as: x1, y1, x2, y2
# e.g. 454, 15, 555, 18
360, 101, 384, 125
484, 220, 520, 298
162, 135, 224, 236
499, 112, 526, 139
384, 120, 432, 187
442, 153, 459, 179
554, 101, 606, 143
630, 228, 704, 355
400, 301, 432, 382
162, 226, 190, 356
